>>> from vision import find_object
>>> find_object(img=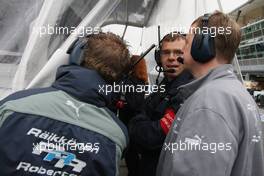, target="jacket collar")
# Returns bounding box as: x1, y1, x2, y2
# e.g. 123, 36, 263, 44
52, 65, 111, 107
166, 70, 194, 95
178, 64, 237, 99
